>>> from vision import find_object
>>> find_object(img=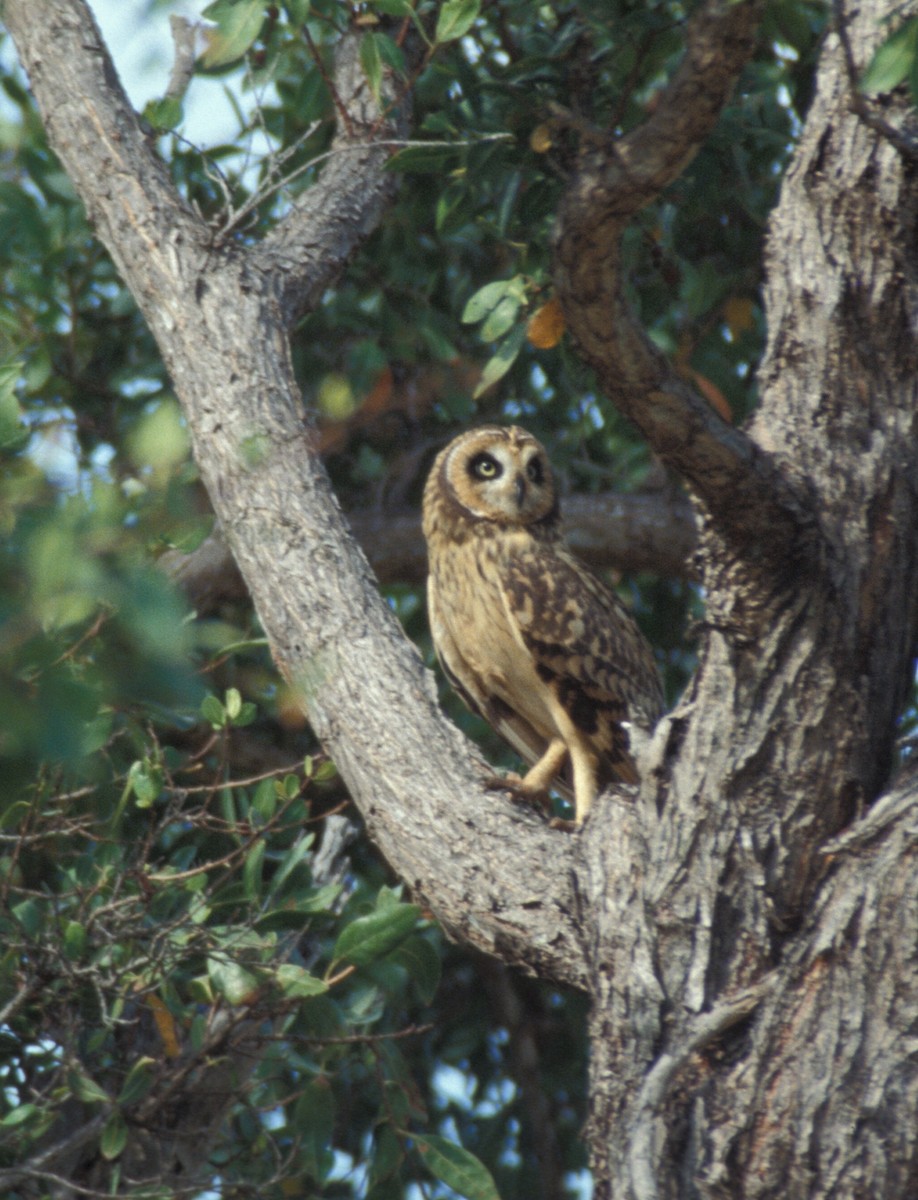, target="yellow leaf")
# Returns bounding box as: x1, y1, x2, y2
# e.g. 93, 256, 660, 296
687, 369, 733, 424
529, 124, 553, 153
147, 993, 182, 1058
722, 296, 755, 337
526, 297, 565, 349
